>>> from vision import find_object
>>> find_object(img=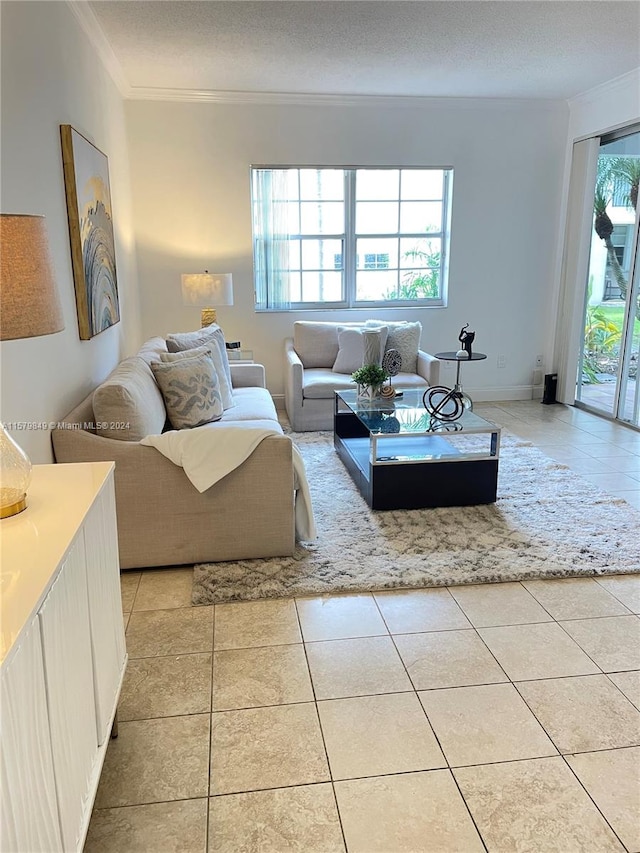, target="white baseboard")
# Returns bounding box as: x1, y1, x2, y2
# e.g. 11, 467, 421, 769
468, 386, 537, 402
